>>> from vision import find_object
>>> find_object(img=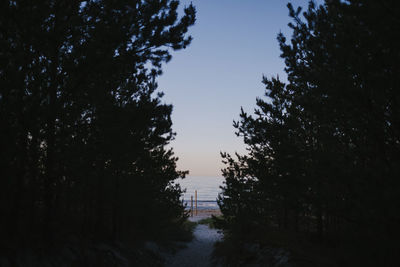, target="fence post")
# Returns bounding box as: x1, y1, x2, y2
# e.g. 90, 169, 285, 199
195, 190, 198, 216
191, 196, 193, 217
